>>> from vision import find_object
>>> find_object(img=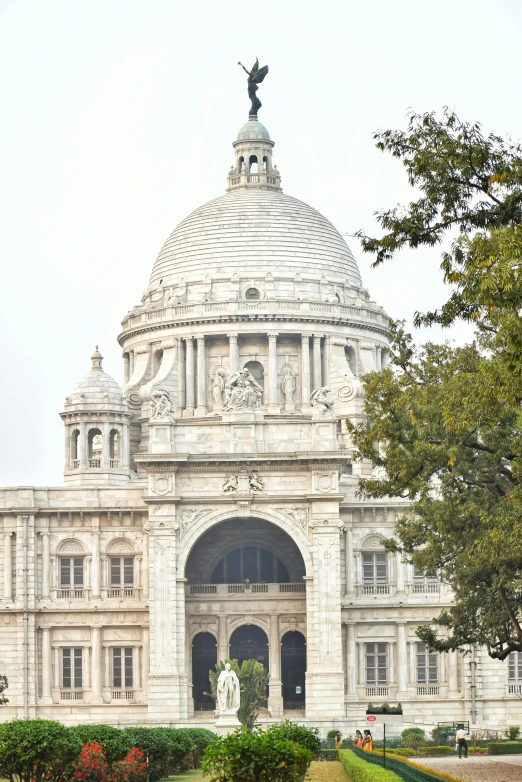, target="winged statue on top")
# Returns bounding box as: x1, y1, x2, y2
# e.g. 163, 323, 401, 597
238, 59, 269, 116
